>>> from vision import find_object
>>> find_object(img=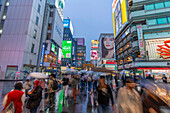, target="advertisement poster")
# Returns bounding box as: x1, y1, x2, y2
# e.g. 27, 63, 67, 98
40, 43, 45, 66
77, 38, 84, 46
146, 38, 170, 60
91, 50, 98, 60
137, 25, 146, 58
91, 40, 99, 48
62, 41, 72, 58
112, 0, 128, 37
58, 48, 62, 64
101, 38, 115, 58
